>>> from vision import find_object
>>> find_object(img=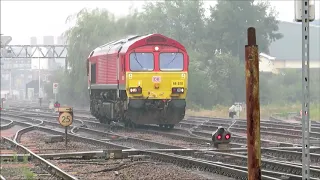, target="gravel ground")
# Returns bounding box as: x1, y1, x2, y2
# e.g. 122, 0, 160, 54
0, 141, 19, 155
113, 130, 211, 149
51, 158, 235, 180
19, 131, 105, 154
0, 125, 27, 139
260, 134, 302, 144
